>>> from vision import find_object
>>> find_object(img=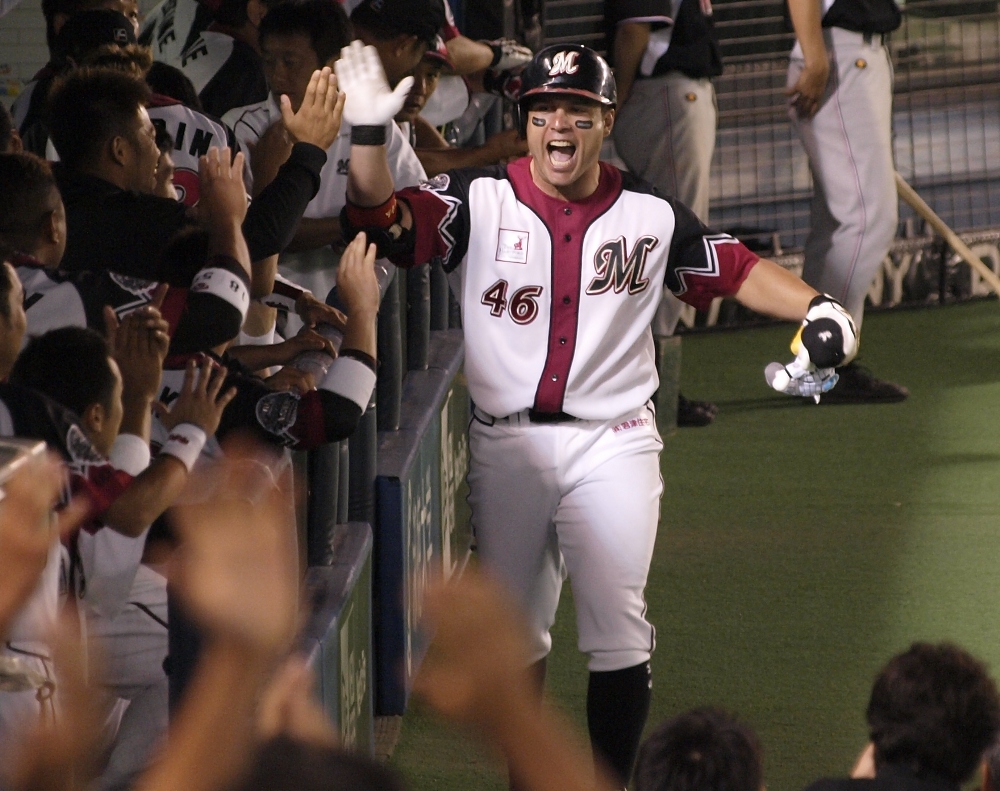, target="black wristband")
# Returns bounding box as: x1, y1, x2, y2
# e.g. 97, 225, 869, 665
351, 124, 387, 146
488, 42, 502, 67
